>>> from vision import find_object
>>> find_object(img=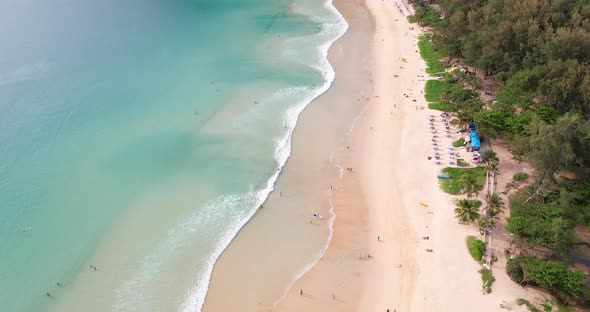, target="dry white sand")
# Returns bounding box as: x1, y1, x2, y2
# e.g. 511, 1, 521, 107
276, 0, 539, 311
